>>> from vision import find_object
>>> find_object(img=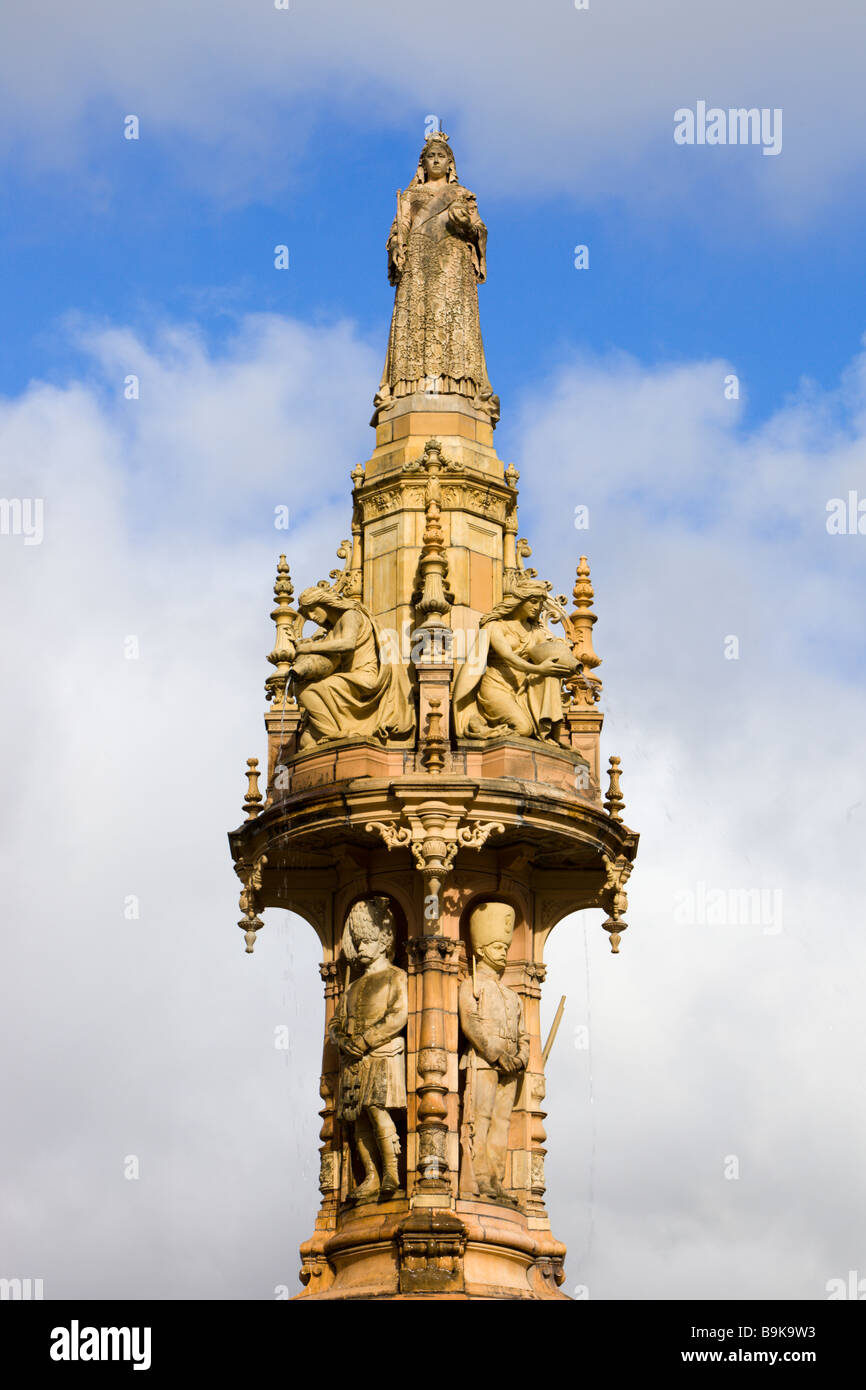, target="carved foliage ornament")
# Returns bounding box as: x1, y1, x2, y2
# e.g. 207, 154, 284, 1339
365, 815, 505, 921
602, 852, 632, 954
238, 853, 268, 954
